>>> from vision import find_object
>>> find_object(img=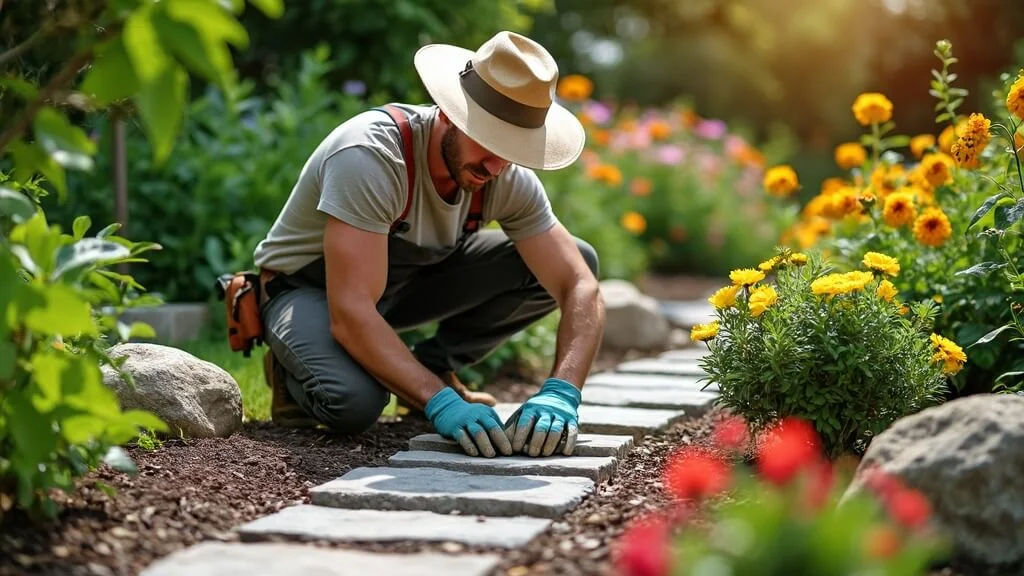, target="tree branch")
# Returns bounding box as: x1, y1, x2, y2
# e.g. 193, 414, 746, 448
0, 24, 55, 69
